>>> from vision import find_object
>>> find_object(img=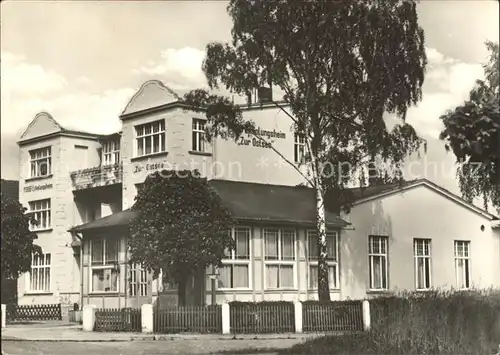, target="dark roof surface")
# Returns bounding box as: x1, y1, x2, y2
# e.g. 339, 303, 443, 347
1, 179, 19, 201
70, 179, 349, 233
70, 209, 136, 233
209, 180, 348, 227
